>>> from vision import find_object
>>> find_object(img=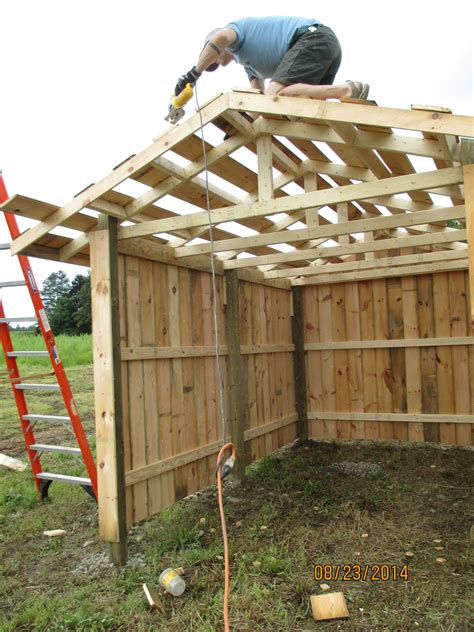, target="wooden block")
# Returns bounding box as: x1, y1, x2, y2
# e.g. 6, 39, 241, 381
231, 86, 263, 94
340, 97, 378, 106
0, 453, 27, 472
310, 592, 349, 621
411, 104, 453, 114
142, 583, 163, 611
43, 529, 66, 538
